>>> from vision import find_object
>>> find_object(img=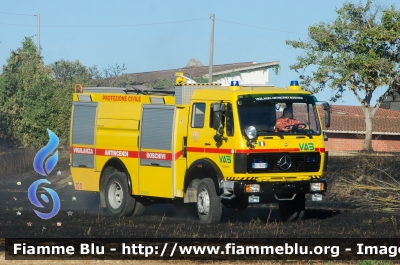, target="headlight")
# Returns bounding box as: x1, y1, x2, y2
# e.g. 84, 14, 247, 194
245, 126, 257, 140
